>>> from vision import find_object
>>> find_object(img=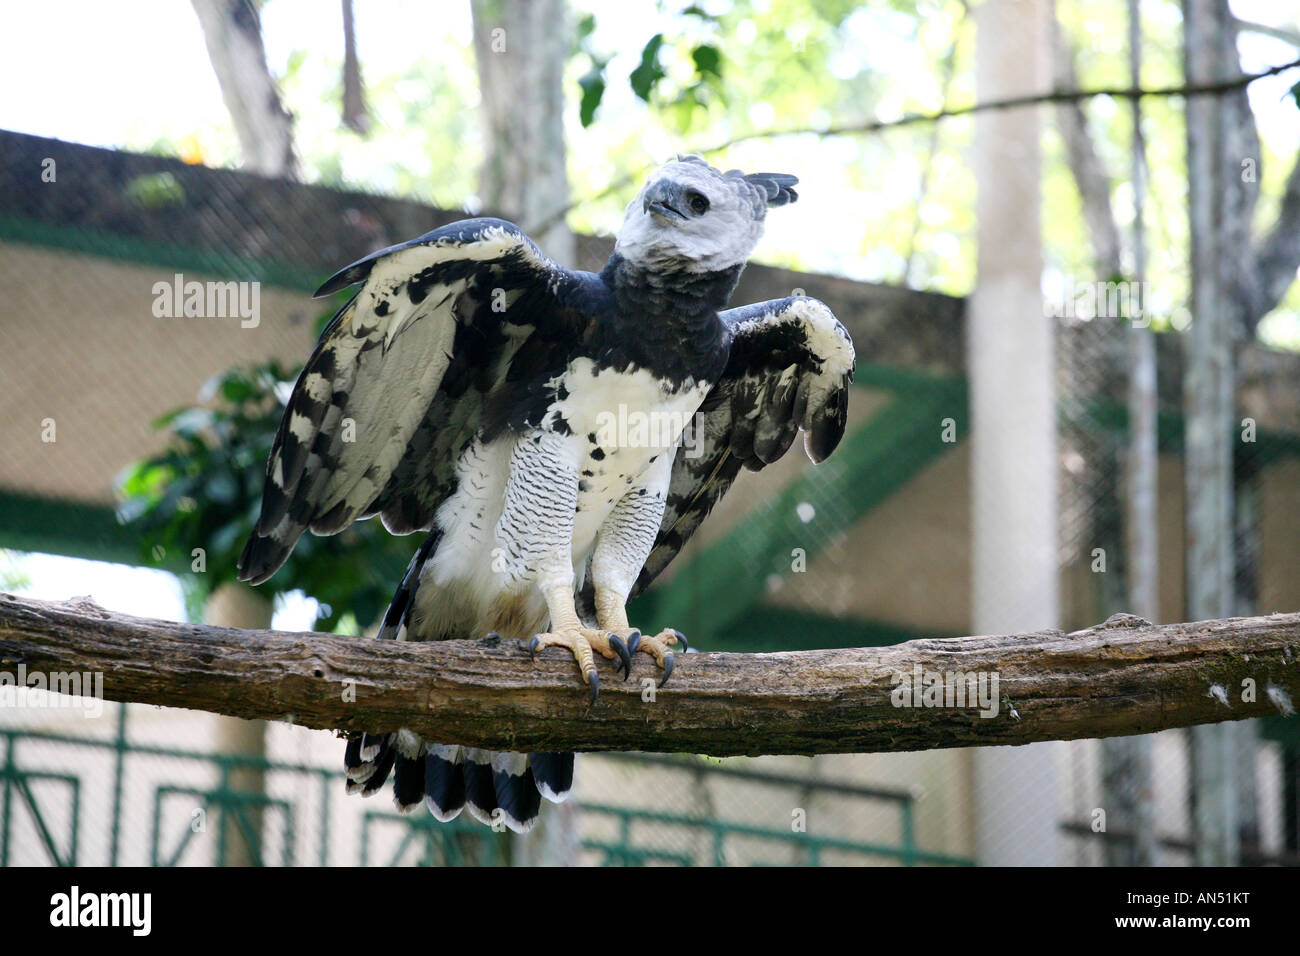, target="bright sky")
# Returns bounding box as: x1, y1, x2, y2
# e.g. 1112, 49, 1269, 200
3, 1, 1296, 176
0, 0, 465, 149
3, 1, 1297, 247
